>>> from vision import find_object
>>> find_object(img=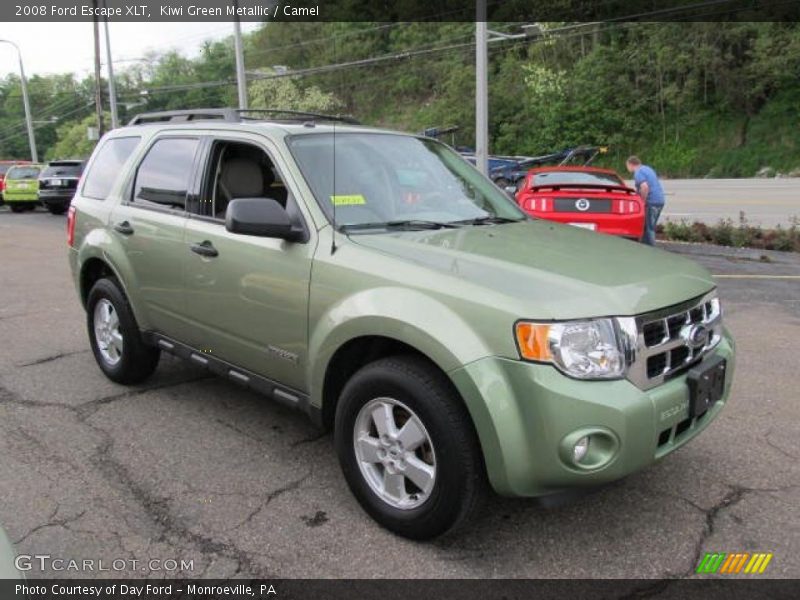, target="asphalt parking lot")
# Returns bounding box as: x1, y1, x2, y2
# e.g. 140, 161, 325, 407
0, 207, 798, 580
